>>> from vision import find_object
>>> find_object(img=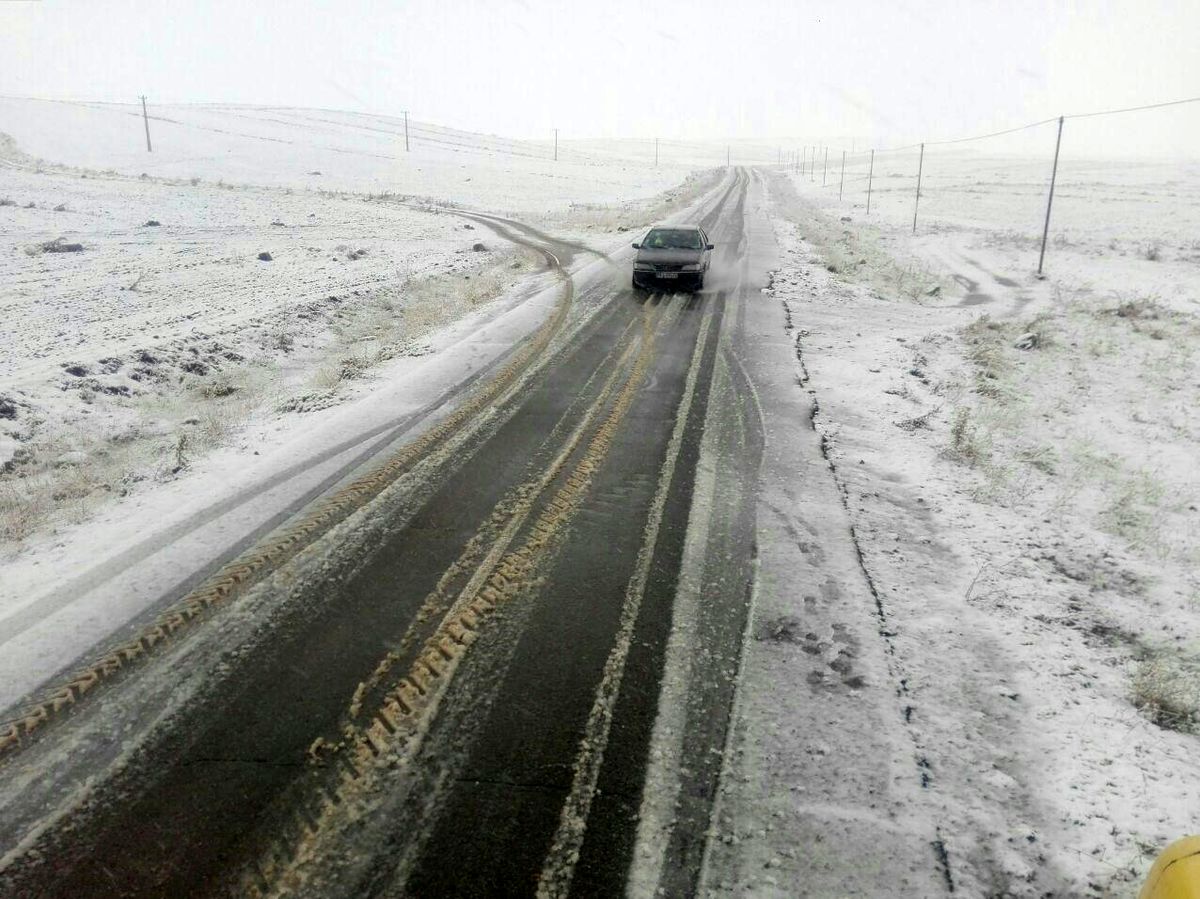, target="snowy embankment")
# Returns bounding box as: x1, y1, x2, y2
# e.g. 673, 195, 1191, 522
0, 96, 719, 708
765, 160, 1199, 894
